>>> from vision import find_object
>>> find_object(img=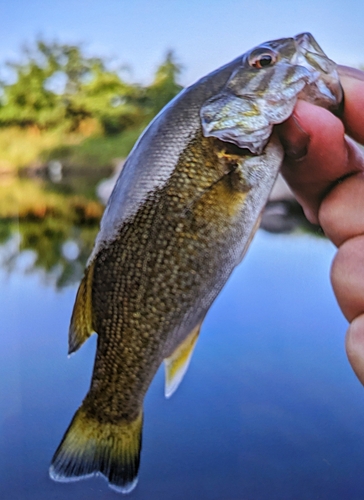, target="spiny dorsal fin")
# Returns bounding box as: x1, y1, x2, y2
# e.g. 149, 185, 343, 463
164, 323, 201, 399
50, 404, 143, 494
68, 260, 96, 355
